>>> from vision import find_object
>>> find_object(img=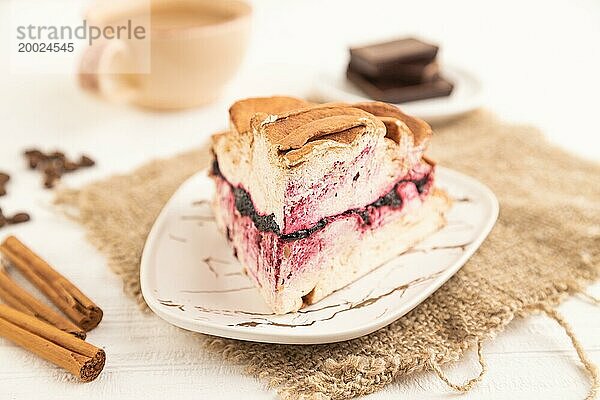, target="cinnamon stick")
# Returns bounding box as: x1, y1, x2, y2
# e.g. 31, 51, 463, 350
0, 268, 86, 339
0, 304, 105, 382
0, 236, 103, 331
